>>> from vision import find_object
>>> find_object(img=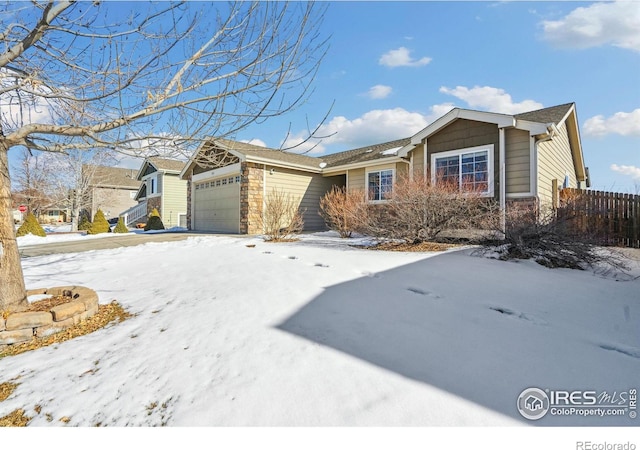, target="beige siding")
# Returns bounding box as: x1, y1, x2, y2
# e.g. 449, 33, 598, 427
92, 187, 137, 220
396, 161, 409, 181
537, 122, 578, 209
347, 168, 365, 192
161, 173, 188, 228
505, 128, 531, 194
266, 166, 336, 230
412, 144, 425, 179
